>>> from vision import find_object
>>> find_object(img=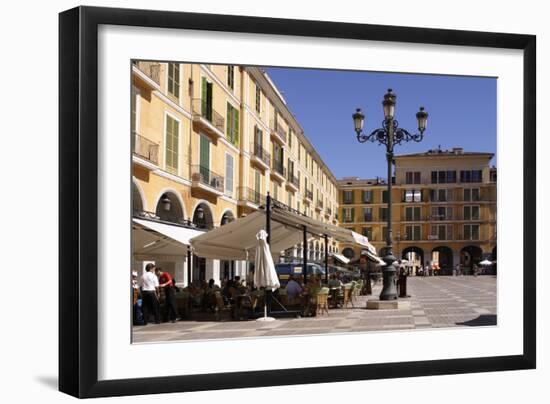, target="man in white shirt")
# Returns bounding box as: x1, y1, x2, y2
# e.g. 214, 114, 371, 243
140, 263, 160, 324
